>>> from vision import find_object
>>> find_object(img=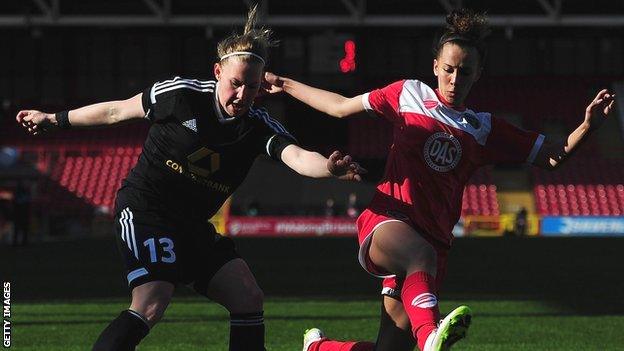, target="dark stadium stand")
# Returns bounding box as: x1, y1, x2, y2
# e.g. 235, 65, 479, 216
347, 117, 392, 159
469, 77, 618, 133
